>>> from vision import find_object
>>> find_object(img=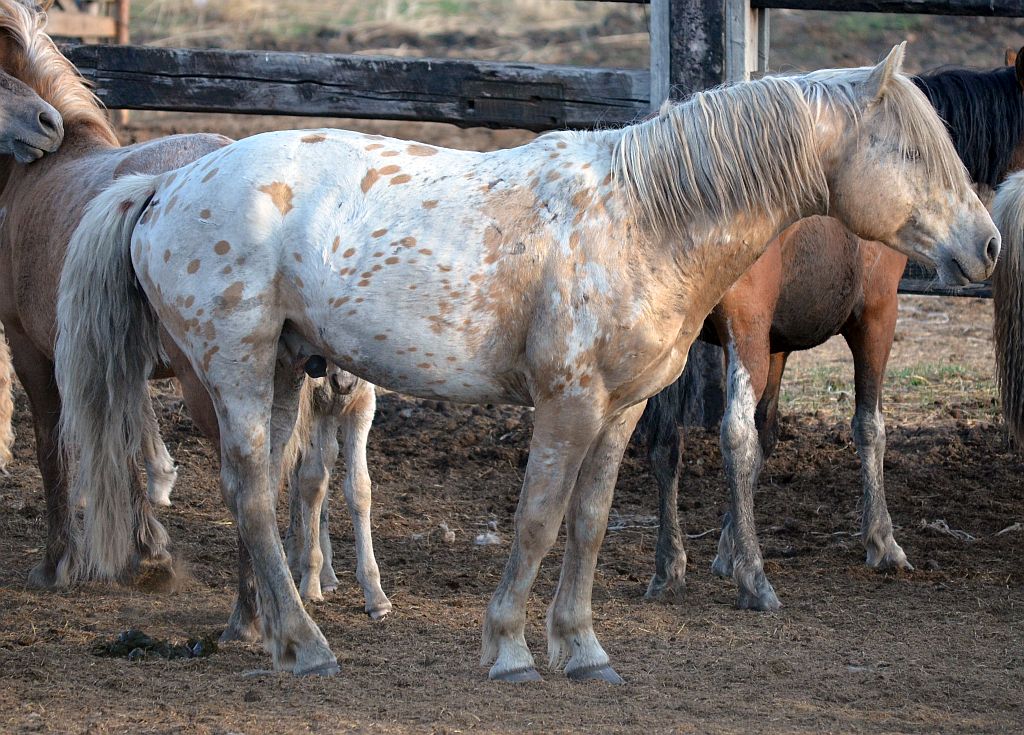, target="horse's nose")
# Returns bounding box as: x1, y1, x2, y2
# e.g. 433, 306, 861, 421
38, 109, 58, 135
